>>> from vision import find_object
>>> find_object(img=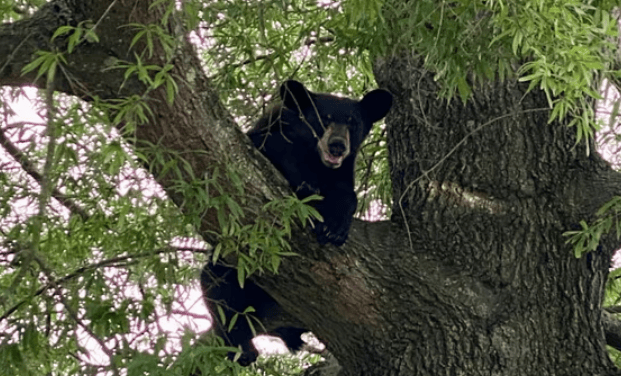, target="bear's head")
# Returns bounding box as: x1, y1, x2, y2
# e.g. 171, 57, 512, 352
280, 80, 393, 169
